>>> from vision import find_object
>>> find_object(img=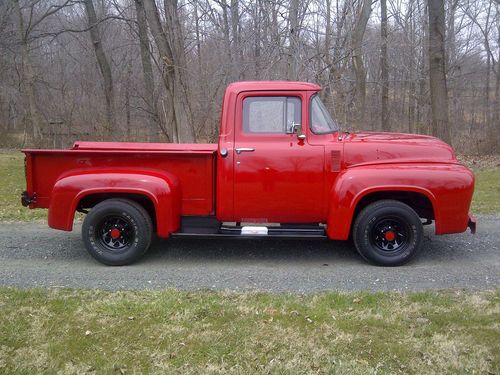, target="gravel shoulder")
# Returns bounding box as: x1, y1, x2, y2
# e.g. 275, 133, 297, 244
0, 216, 498, 292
